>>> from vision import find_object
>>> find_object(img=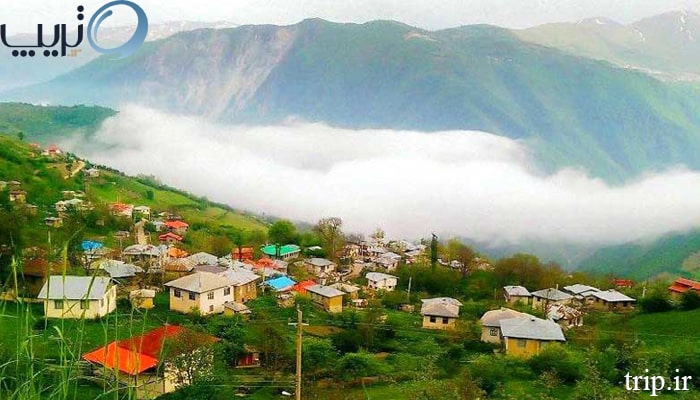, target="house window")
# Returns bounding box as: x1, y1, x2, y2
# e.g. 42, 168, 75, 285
174, 289, 181, 298
224, 287, 231, 296
54, 300, 64, 309
80, 300, 90, 310
188, 292, 196, 301
489, 328, 498, 336
517, 339, 527, 348
208, 292, 215, 300
429, 316, 436, 323
209, 305, 214, 312
100, 299, 104, 307
442, 317, 449, 324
